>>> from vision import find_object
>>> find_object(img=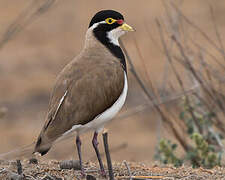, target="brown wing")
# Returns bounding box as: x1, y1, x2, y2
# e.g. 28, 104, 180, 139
40, 57, 124, 142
